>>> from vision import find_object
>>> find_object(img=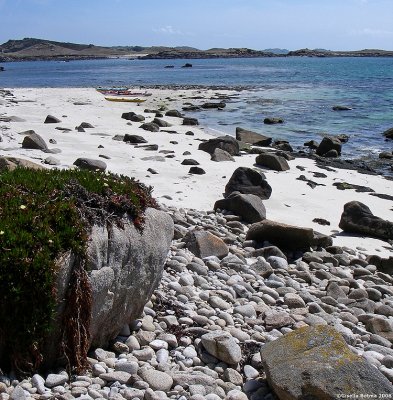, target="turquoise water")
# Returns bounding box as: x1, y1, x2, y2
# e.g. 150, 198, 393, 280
1, 57, 393, 158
